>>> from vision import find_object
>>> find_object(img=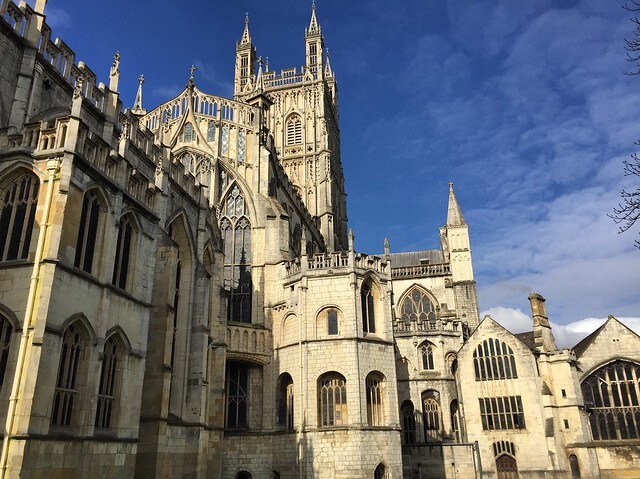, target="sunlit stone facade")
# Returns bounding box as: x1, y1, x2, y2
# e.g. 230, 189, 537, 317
0, 2, 638, 478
